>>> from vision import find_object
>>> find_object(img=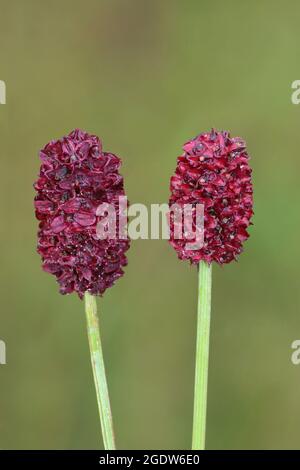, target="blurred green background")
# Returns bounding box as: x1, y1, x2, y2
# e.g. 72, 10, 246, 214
0, 0, 300, 450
